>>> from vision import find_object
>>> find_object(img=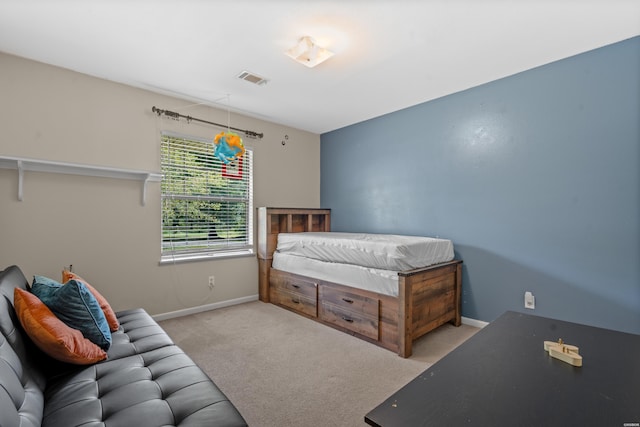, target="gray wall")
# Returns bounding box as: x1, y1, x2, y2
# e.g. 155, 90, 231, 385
1, 52, 321, 316
320, 37, 639, 334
